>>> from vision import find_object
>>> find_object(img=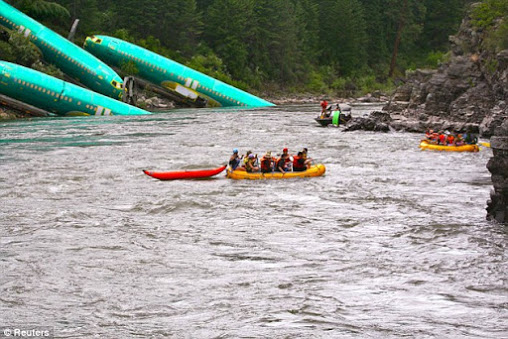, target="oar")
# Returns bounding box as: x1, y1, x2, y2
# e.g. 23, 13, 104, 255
479, 142, 490, 148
